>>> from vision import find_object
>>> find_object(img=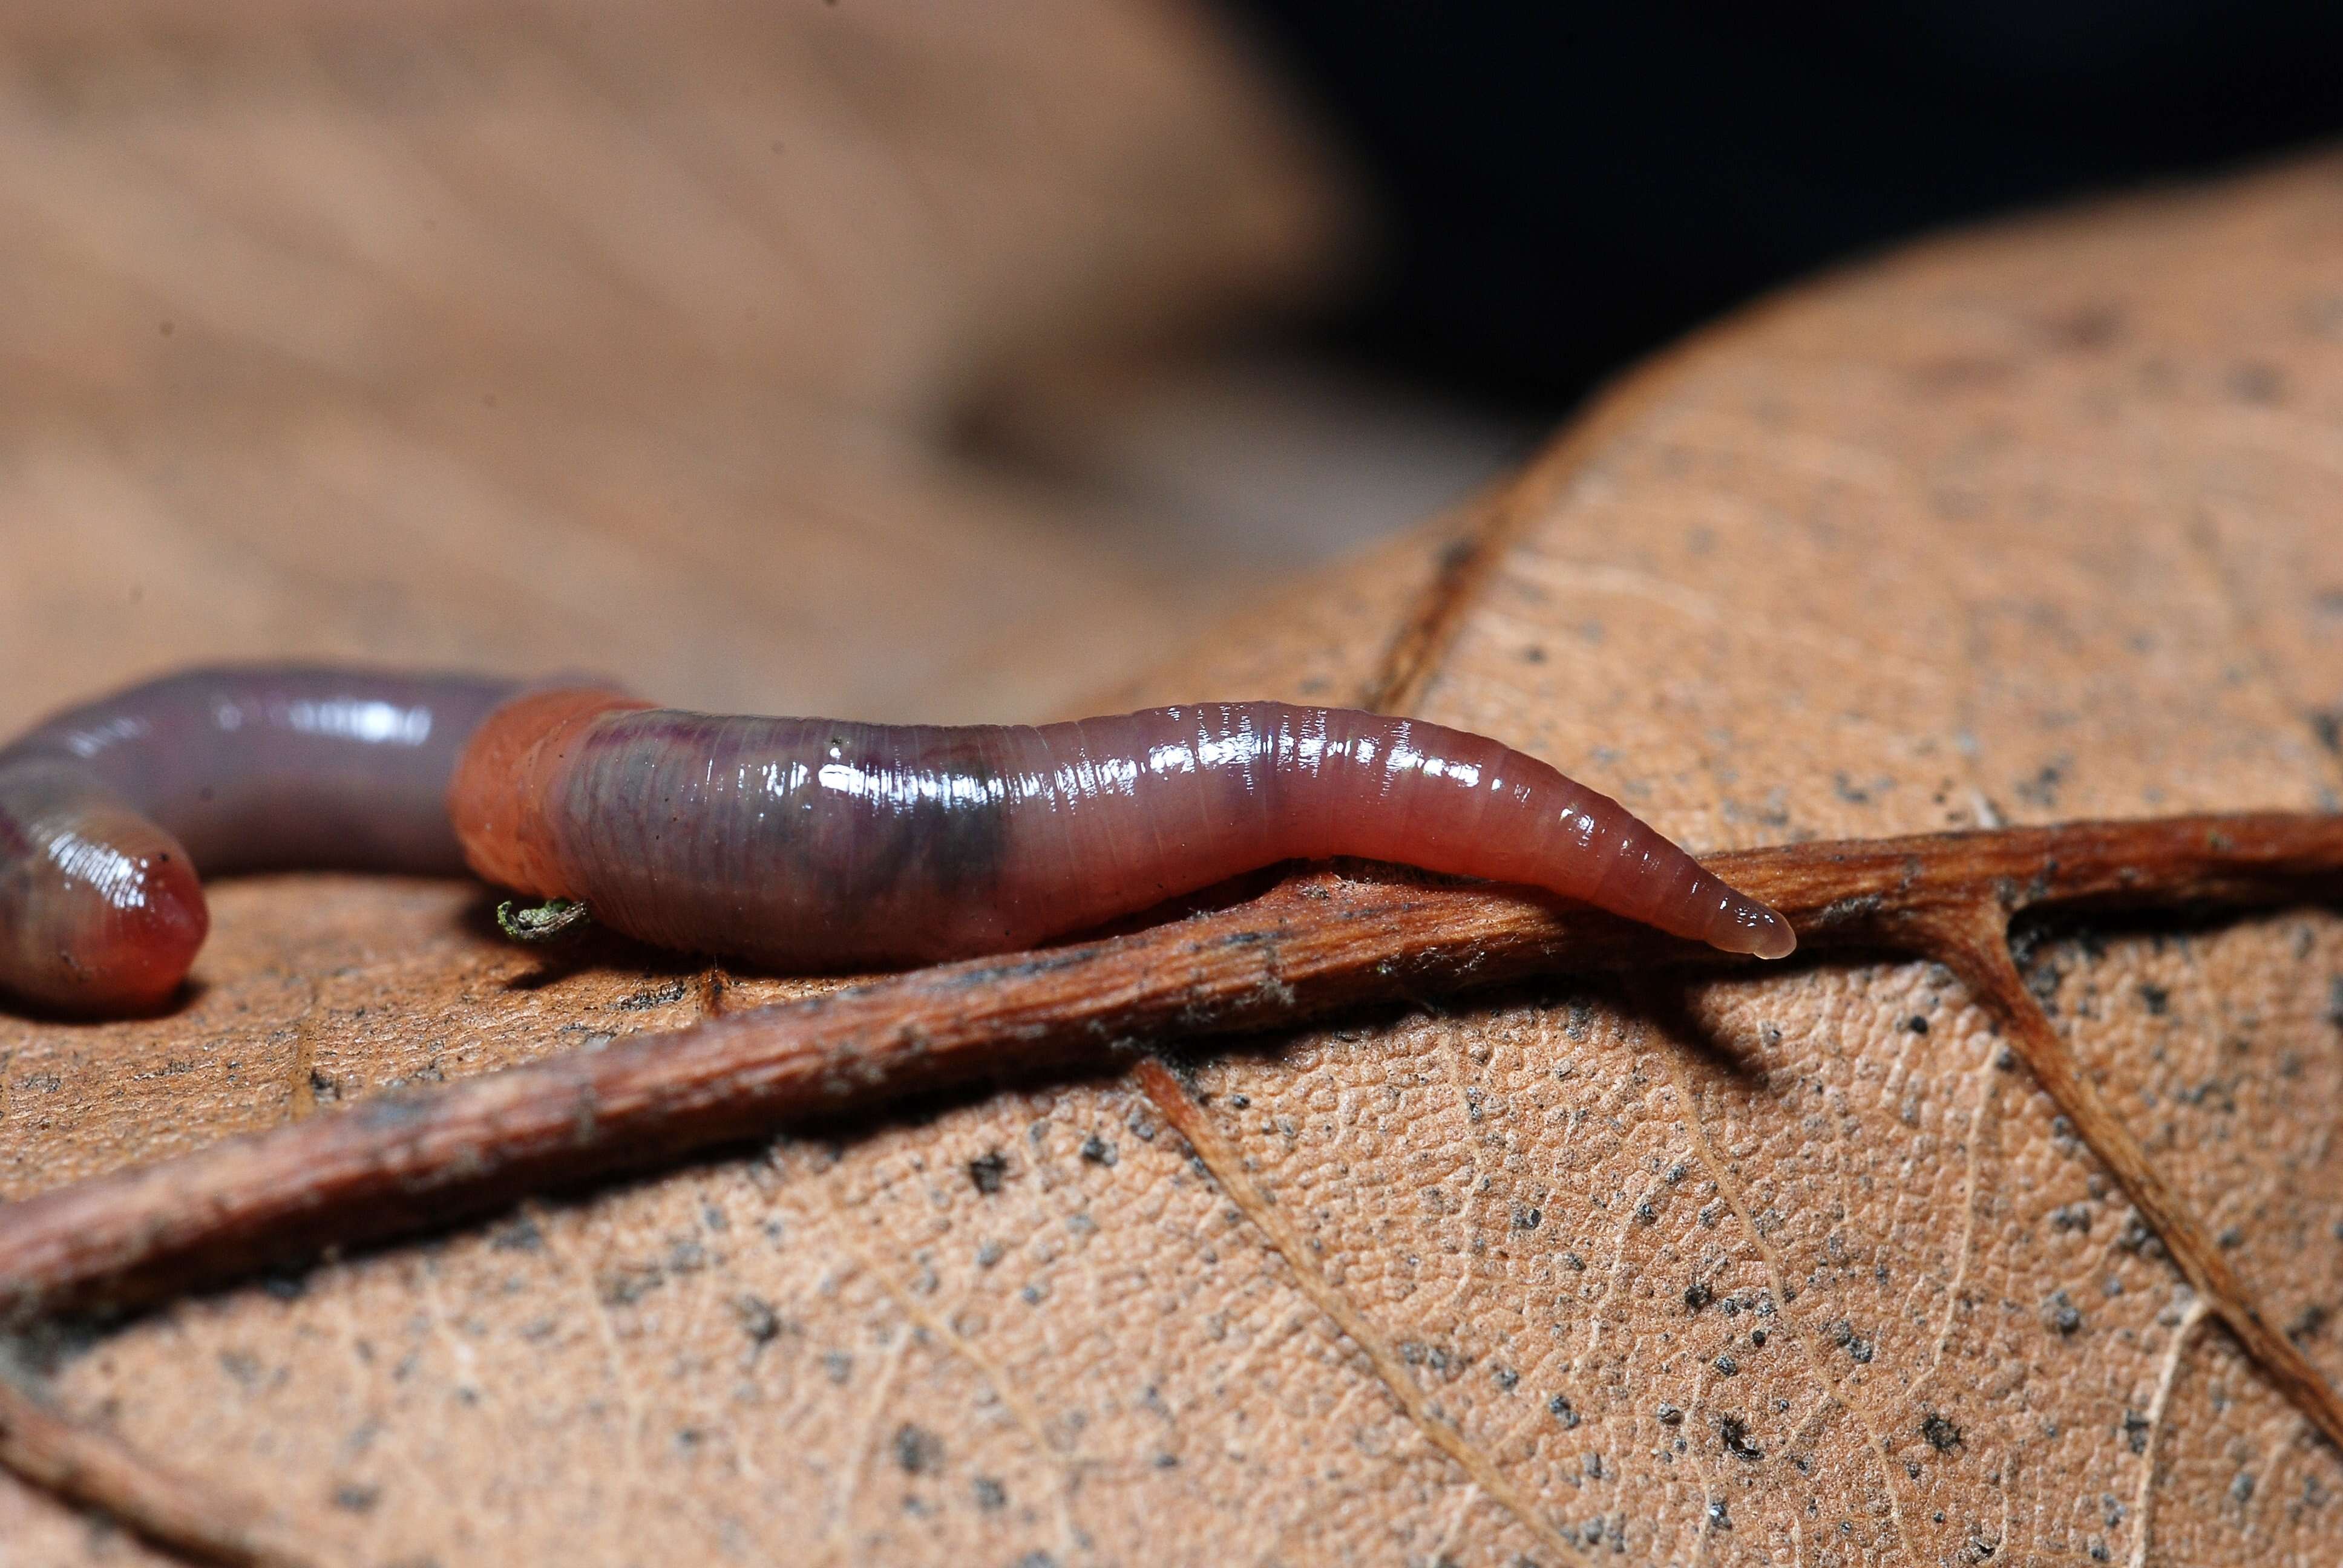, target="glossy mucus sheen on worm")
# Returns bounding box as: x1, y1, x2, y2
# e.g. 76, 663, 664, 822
0, 668, 521, 1012
451, 690, 1795, 971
